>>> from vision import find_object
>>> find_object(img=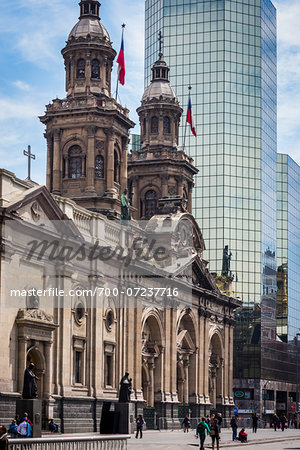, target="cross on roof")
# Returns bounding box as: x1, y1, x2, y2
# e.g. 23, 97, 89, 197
158, 31, 163, 56
23, 145, 36, 181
